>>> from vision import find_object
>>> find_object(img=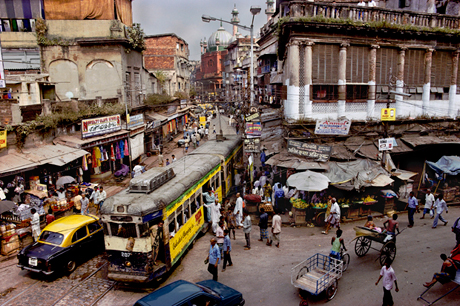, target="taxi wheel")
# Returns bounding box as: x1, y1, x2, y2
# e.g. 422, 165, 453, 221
66, 260, 76, 273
